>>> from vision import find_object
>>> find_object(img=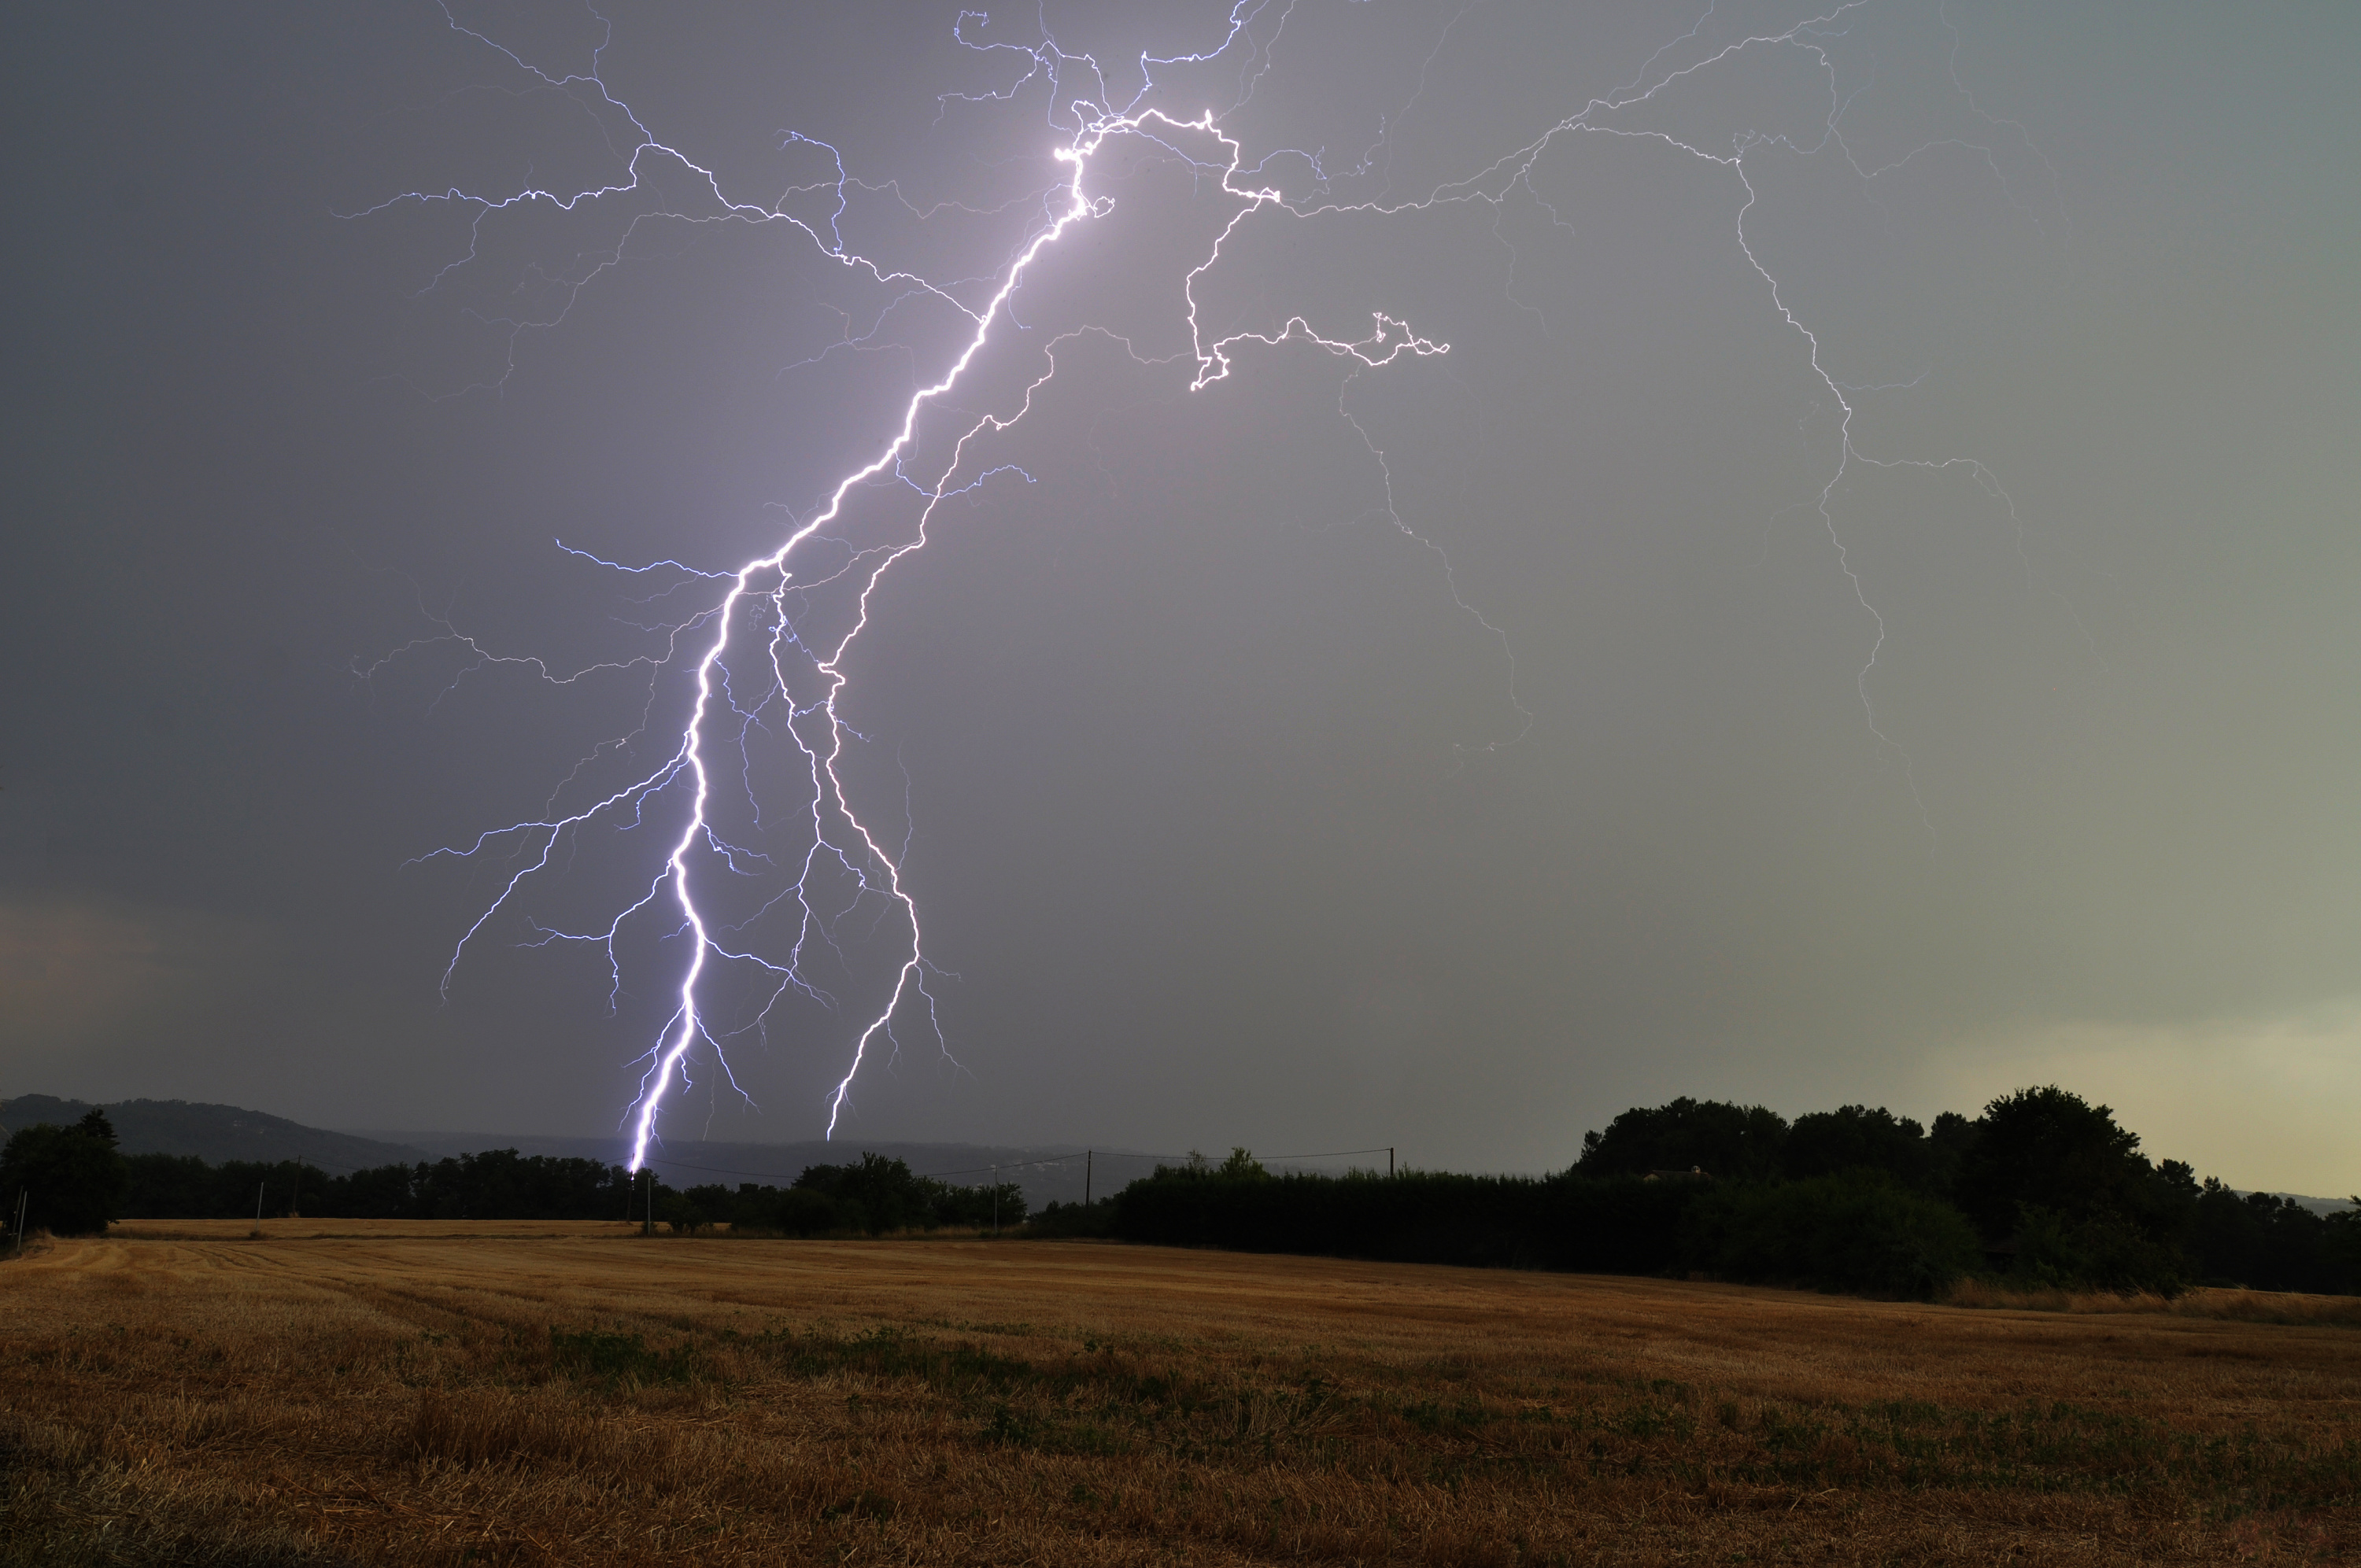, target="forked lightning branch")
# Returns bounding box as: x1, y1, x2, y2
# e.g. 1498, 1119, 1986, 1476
367, 2, 2047, 1171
